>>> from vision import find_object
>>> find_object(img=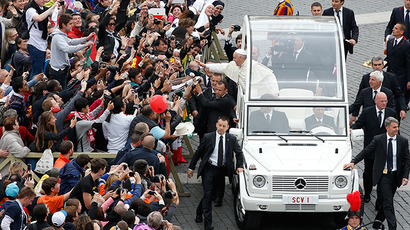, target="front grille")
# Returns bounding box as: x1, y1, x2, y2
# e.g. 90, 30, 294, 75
272, 176, 329, 192
285, 204, 316, 211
